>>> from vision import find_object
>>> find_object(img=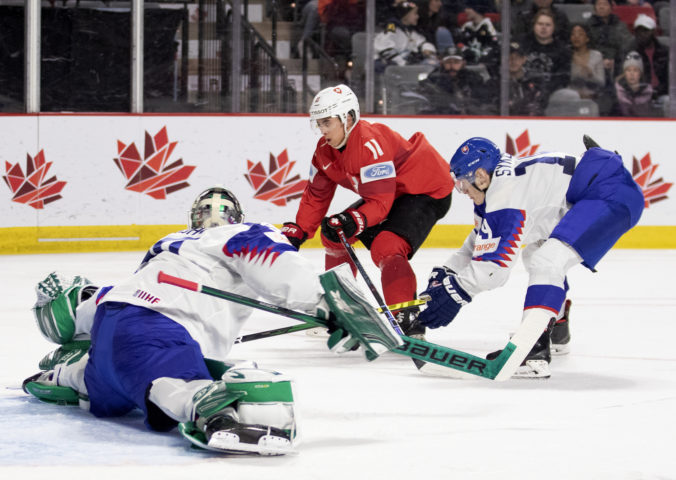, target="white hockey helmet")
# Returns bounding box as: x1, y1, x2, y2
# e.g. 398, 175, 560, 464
309, 84, 360, 138
189, 186, 244, 229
